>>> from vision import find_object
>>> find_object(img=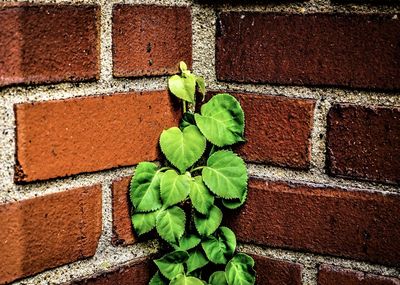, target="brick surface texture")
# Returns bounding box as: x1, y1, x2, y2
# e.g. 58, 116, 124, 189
0, 4, 99, 87
112, 5, 192, 77
226, 178, 400, 266
0, 186, 102, 284
318, 265, 400, 285
216, 12, 400, 90
327, 104, 400, 184
15, 90, 180, 182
